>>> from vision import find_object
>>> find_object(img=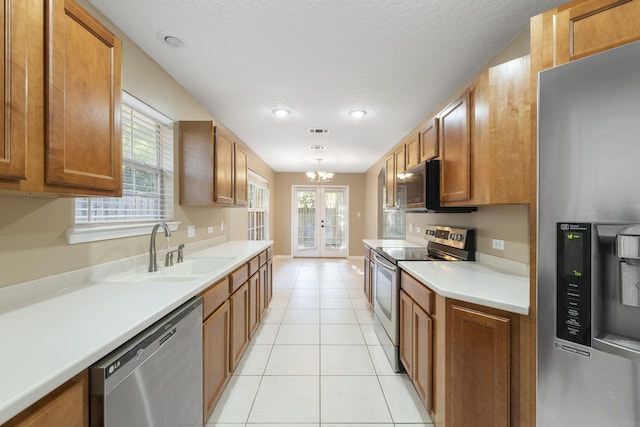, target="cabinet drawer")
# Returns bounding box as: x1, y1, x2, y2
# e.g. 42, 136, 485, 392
259, 250, 267, 266
229, 264, 249, 293
400, 270, 434, 315
201, 277, 230, 319
266, 247, 273, 260
248, 256, 260, 276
